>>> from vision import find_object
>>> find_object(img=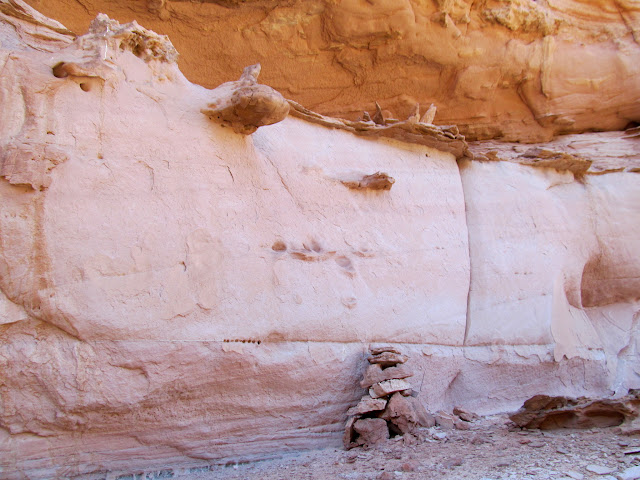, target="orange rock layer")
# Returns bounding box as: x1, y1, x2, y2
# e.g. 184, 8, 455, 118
24, 0, 640, 142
